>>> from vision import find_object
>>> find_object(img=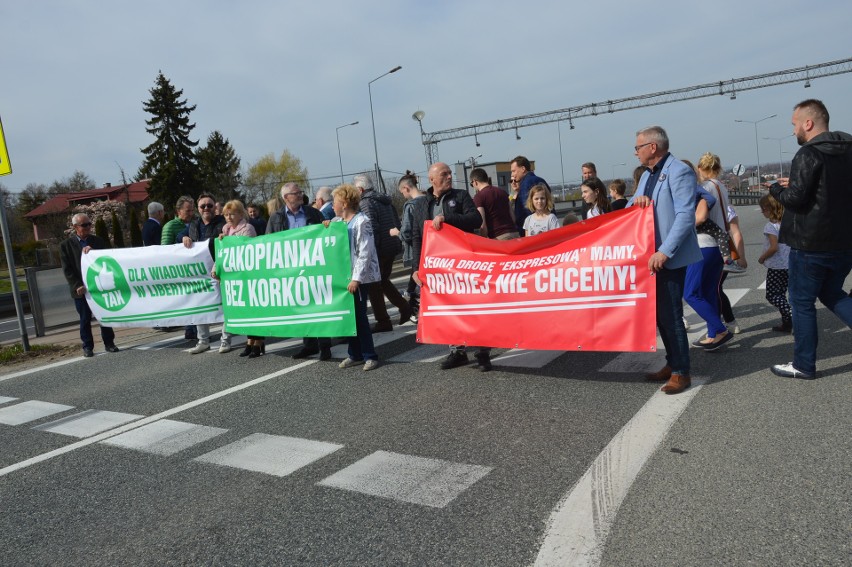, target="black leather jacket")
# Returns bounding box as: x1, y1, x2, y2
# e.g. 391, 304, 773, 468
770, 131, 852, 251
410, 187, 481, 271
